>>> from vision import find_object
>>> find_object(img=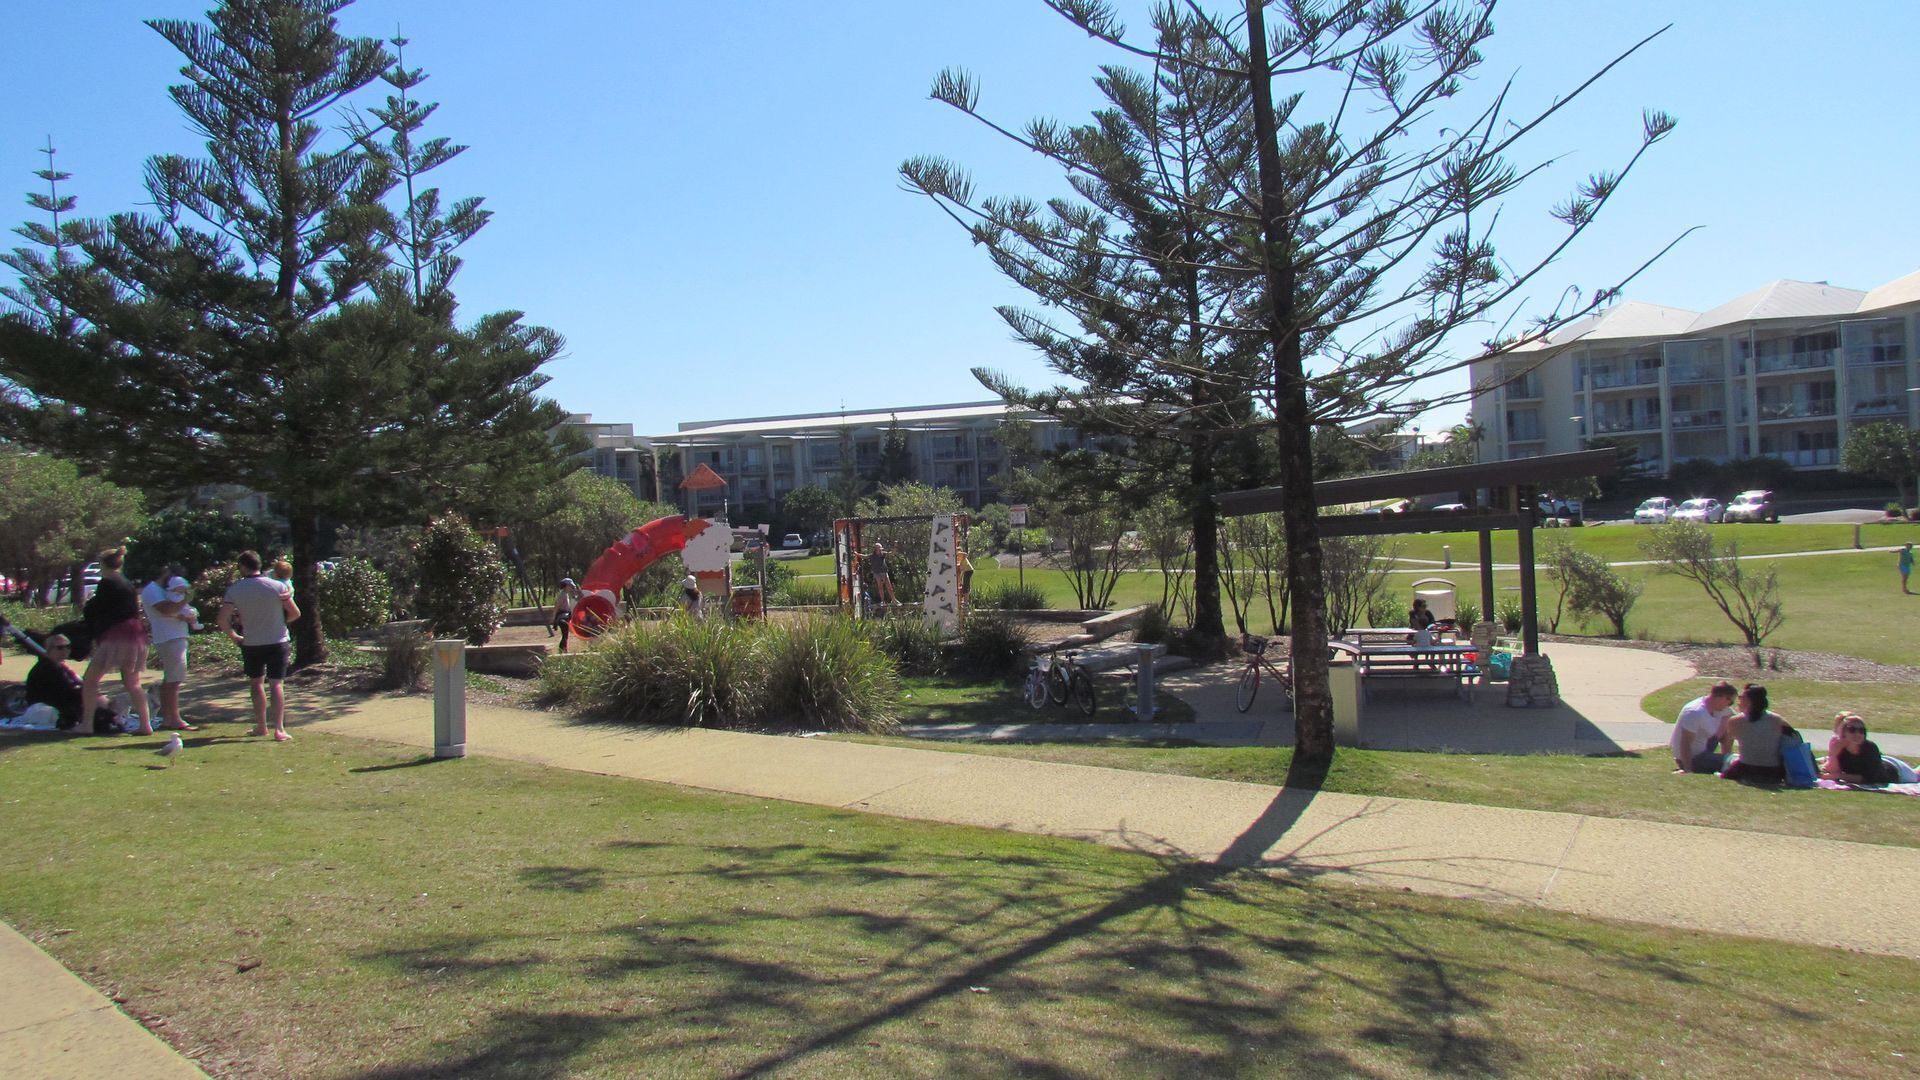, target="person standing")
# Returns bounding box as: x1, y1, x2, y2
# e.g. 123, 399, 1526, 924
549, 577, 582, 652
869, 541, 897, 606
79, 547, 154, 736
1900, 543, 1914, 595
1670, 680, 1736, 773
219, 550, 301, 742
141, 564, 200, 731
682, 574, 704, 619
